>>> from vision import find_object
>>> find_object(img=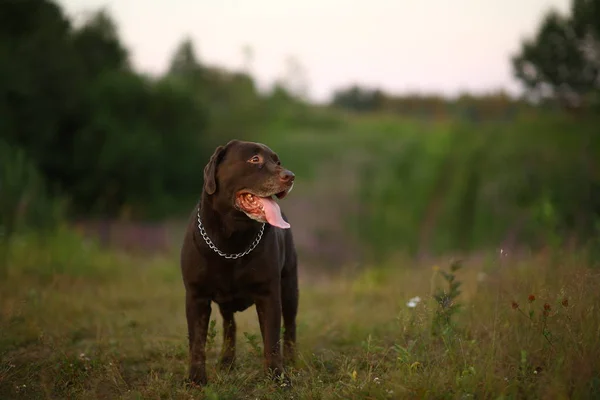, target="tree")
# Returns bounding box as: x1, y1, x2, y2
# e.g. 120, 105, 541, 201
168, 37, 202, 81
0, 0, 86, 186
0, 1, 211, 219
72, 9, 129, 78
331, 85, 386, 112
166, 38, 265, 140
512, 0, 600, 110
